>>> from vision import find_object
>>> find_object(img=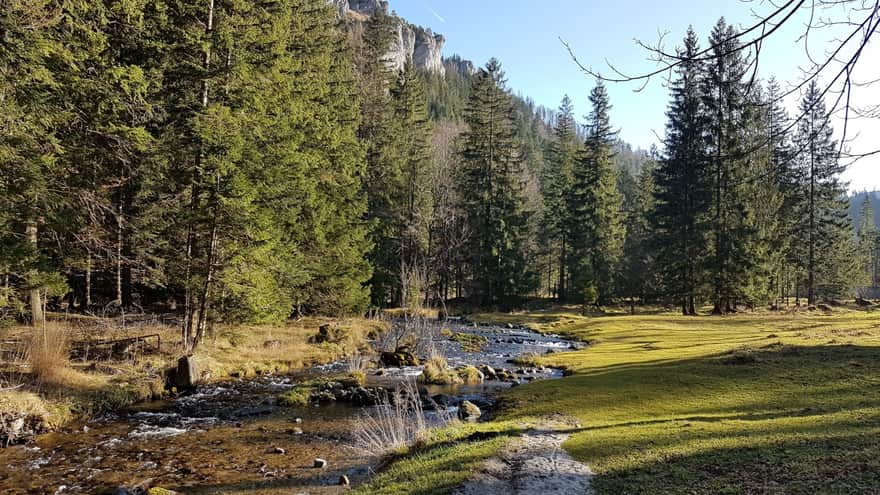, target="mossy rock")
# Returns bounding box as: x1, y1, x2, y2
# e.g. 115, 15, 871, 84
456, 365, 484, 384
451, 332, 488, 352
380, 349, 419, 367
277, 388, 312, 407
147, 489, 181, 495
